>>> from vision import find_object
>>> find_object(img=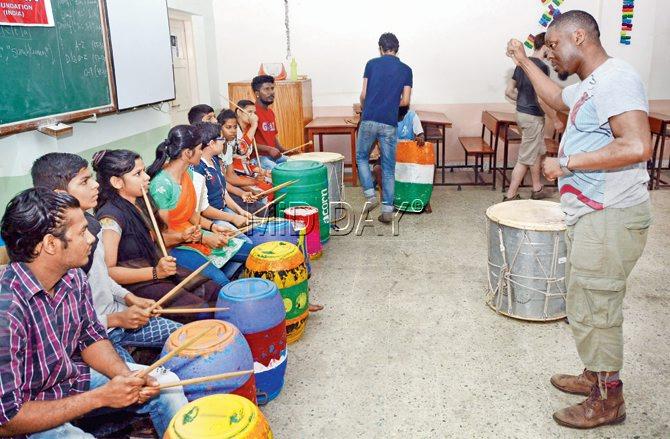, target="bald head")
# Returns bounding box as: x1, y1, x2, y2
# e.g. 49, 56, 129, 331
549, 10, 600, 40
